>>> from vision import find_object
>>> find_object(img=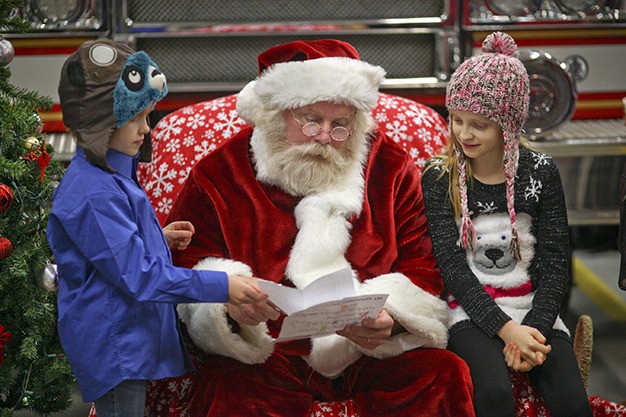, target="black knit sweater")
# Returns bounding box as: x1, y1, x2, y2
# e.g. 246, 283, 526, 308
421, 148, 571, 339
